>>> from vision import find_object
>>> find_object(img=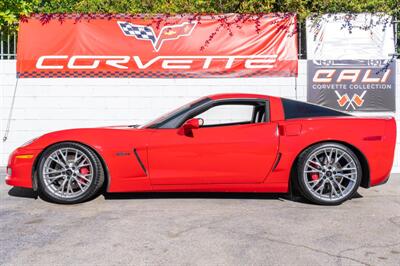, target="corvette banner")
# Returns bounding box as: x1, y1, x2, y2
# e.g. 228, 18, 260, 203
17, 14, 298, 78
